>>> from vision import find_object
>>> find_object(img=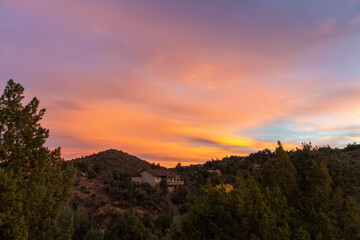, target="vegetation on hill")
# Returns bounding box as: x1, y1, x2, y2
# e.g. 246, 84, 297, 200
68, 143, 360, 240
69, 149, 177, 238
72, 149, 152, 177
173, 143, 360, 240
